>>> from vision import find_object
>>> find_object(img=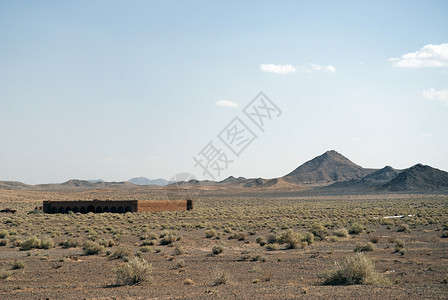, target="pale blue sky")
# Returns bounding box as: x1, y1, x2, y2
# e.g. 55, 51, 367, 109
1, 1, 447, 184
